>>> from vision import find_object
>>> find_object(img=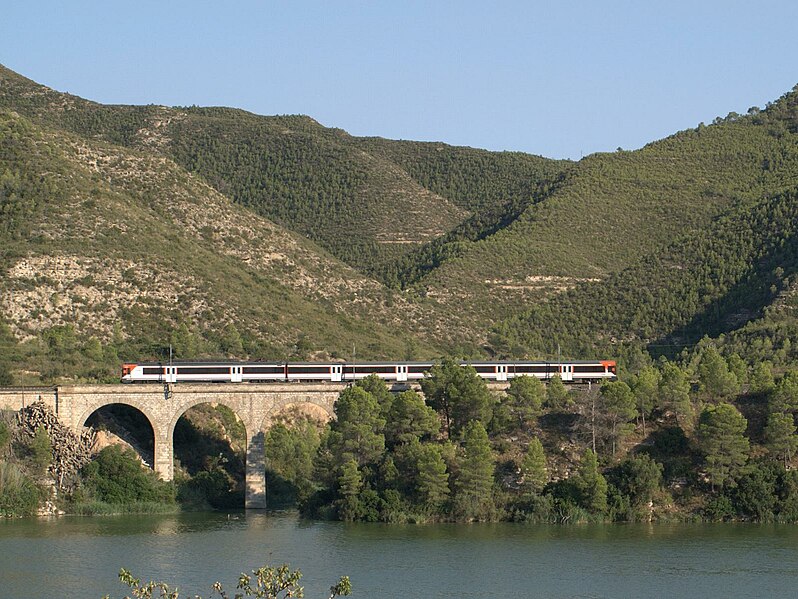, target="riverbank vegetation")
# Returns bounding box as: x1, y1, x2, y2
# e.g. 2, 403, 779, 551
3, 349, 798, 523
261, 352, 798, 524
